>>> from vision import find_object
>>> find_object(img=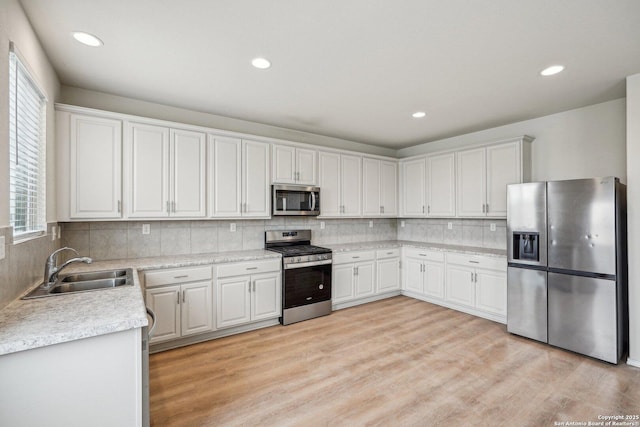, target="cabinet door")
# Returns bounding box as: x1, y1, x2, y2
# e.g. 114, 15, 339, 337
476, 268, 507, 316
318, 152, 341, 216
272, 144, 296, 184
401, 158, 426, 216
251, 272, 282, 321
126, 123, 170, 217
427, 152, 455, 217
209, 136, 242, 217
341, 154, 362, 216
486, 142, 521, 217
456, 147, 486, 217
181, 281, 213, 336
332, 264, 355, 303
242, 140, 270, 217
216, 276, 251, 328
354, 261, 375, 297
380, 161, 398, 216
446, 265, 476, 307
171, 129, 206, 217
423, 261, 445, 299
362, 158, 381, 216
296, 148, 317, 185
404, 258, 424, 294
377, 258, 400, 292
70, 115, 122, 219
146, 285, 180, 344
